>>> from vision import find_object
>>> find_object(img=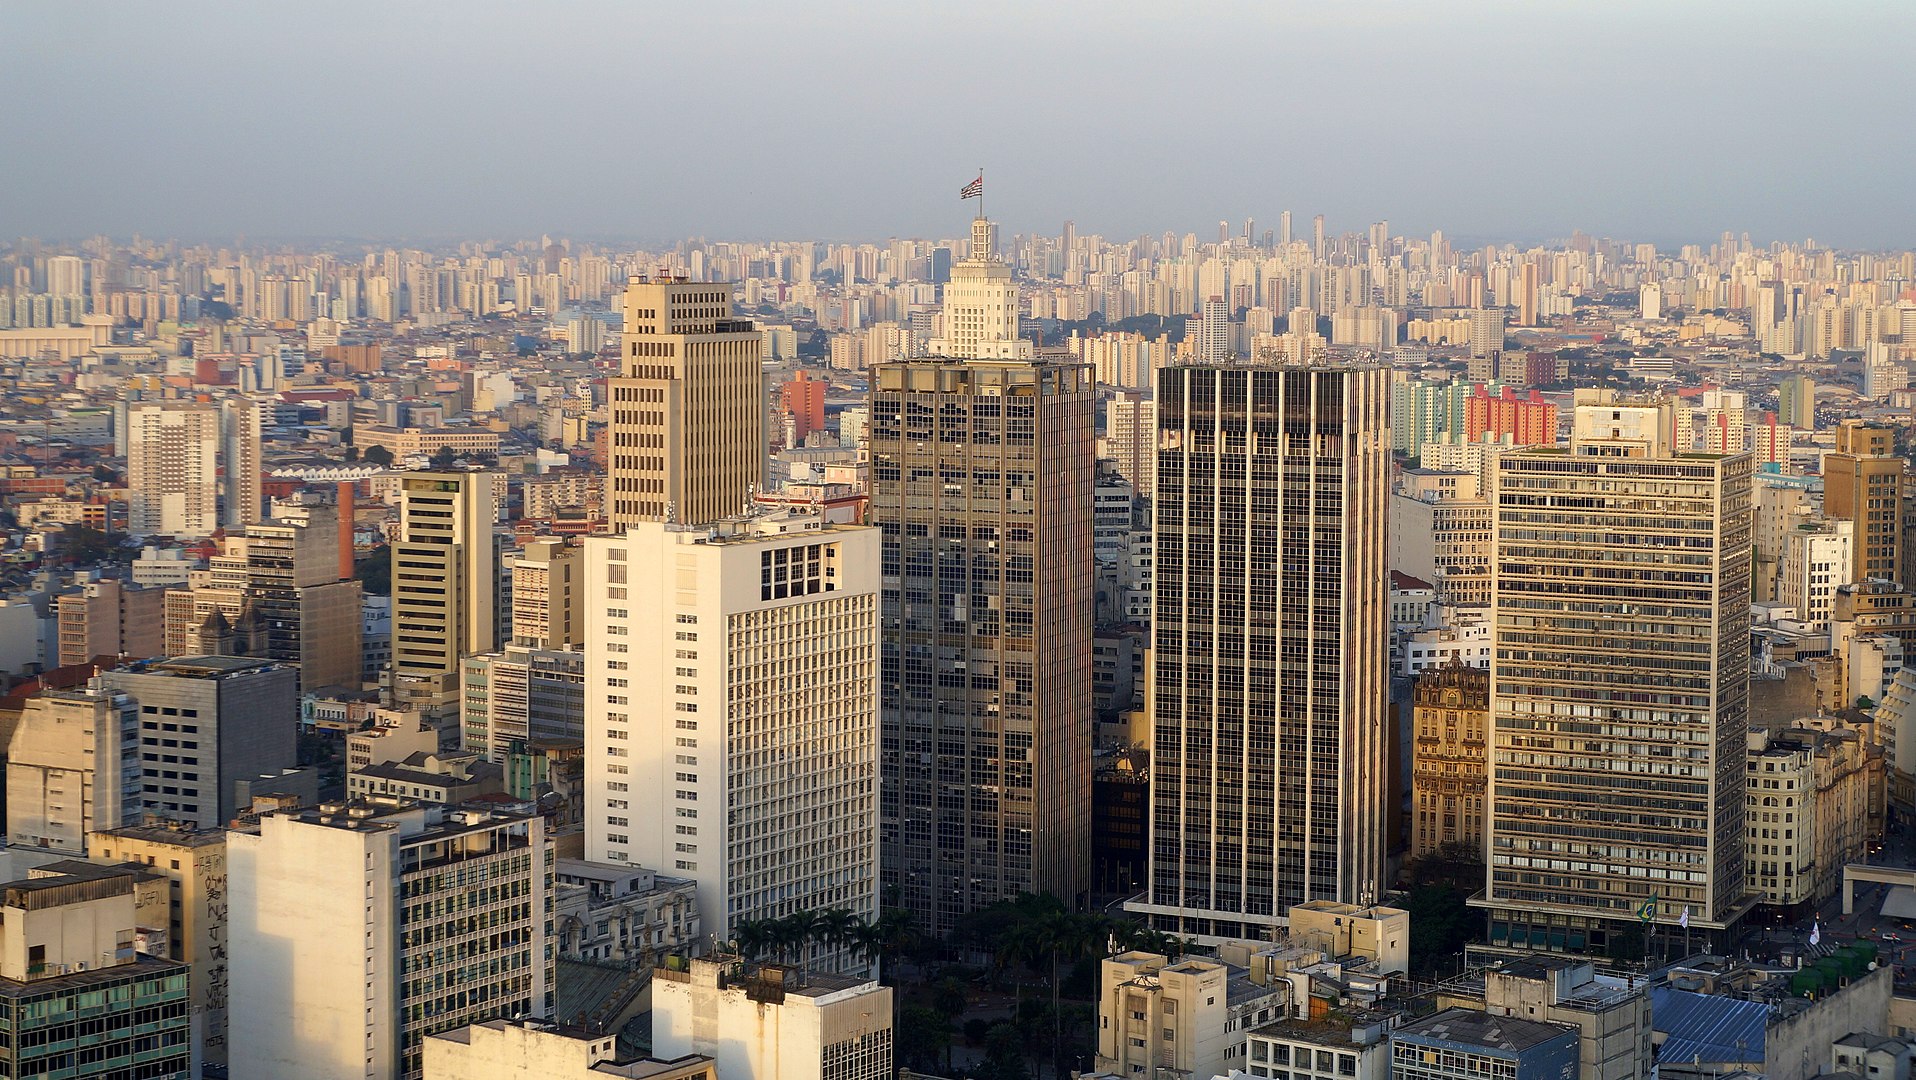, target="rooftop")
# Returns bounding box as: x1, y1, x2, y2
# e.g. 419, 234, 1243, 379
93, 821, 228, 848
1396, 1007, 1577, 1053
